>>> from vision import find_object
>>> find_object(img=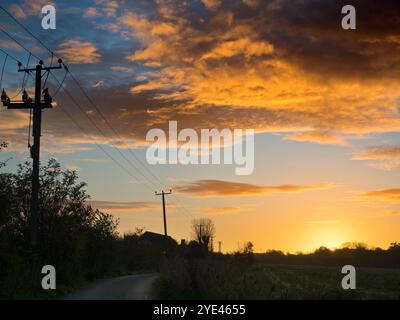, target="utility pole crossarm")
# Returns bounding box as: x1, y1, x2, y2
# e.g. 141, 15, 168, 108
155, 190, 172, 196
2, 59, 63, 110
17, 58, 63, 73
